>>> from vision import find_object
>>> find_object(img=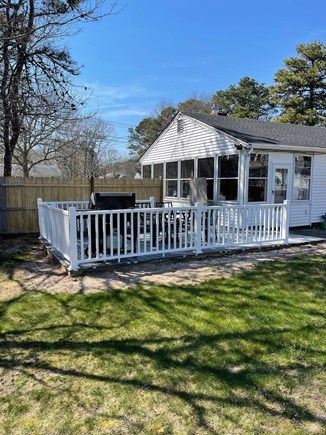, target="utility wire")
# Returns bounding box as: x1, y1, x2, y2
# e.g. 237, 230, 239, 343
107, 120, 134, 128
